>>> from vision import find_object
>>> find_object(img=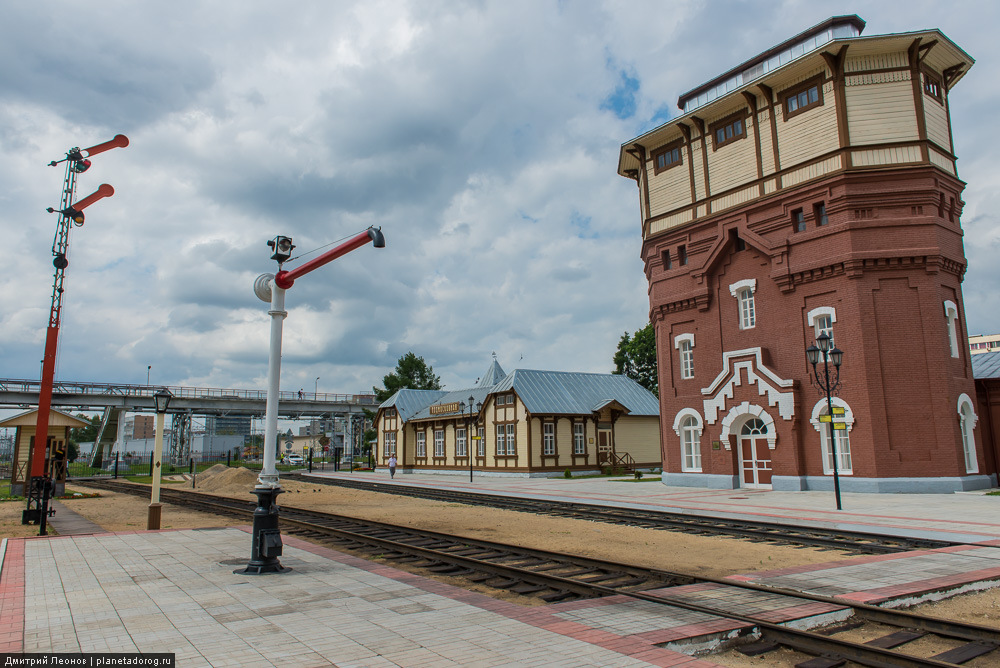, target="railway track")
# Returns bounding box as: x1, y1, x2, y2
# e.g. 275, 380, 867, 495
80, 479, 1000, 667
284, 473, 965, 555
